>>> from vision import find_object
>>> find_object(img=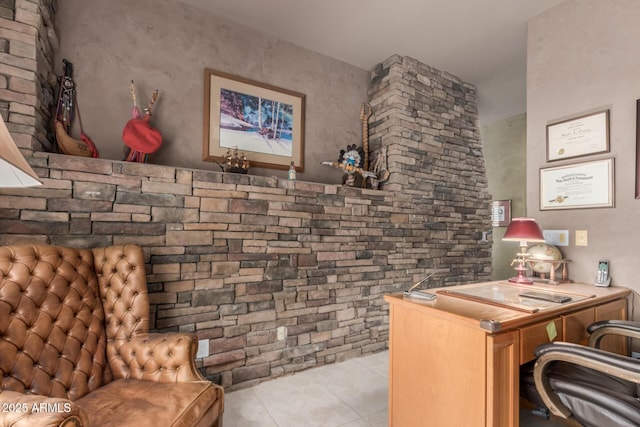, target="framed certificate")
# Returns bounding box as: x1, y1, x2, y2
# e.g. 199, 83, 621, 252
540, 158, 614, 210
546, 110, 609, 162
